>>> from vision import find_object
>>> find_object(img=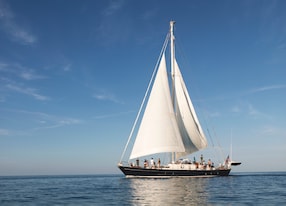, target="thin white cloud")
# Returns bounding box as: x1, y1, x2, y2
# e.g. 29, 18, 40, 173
0, 96, 5, 102
63, 63, 72, 72
248, 85, 286, 94
0, 0, 37, 45
32, 118, 82, 131
20, 70, 45, 80
0, 109, 82, 132
93, 110, 133, 119
6, 84, 49, 101
0, 62, 48, 102
209, 111, 220, 118
0, 61, 46, 80
231, 101, 271, 119
231, 106, 241, 113
0, 62, 9, 70
93, 91, 123, 104
102, 0, 125, 16
277, 40, 286, 50
0, 128, 9, 136
141, 9, 157, 20
257, 125, 286, 137
248, 104, 260, 116
203, 84, 286, 103
96, 0, 130, 46
6, 23, 37, 44
30, 112, 82, 131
